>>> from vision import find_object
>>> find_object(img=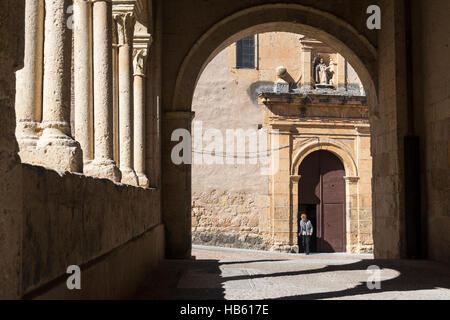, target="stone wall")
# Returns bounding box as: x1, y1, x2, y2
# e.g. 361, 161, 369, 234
192, 191, 271, 250
371, 0, 409, 259
411, 0, 450, 264
0, 0, 165, 298
0, 0, 25, 299
21, 164, 164, 299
